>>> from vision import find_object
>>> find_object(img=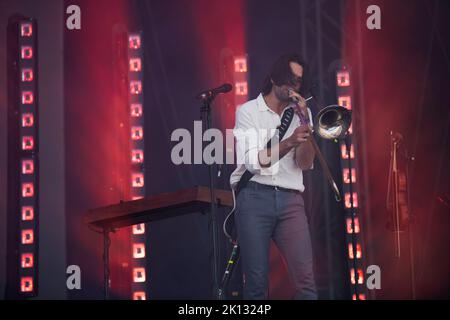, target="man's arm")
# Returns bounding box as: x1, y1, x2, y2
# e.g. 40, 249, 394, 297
295, 137, 315, 170
258, 125, 310, 168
